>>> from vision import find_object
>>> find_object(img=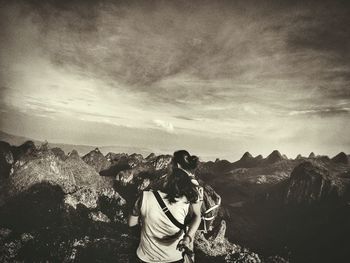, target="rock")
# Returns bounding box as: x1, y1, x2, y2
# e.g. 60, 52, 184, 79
150, 154, 172, 170
0, 228, 12, 242
89, 211, 111, 223
332, 152, 349, 164
195, 220, 237, 257
83, 148, 111, 172
195, 220, 262, 263
116, 164, 156, 187
11, 140, 36, 160
105, 152, 128, 163
68, 149, 81, 160
0, 141, 14, 179
0, 240, 22, 262
21, 233, 34, 242
128, 153, 144, 168
200, 182, 222, 232
8, 147, 111, 196
285, 161, 341, 204
0, 182, 66, 231
51, 147, 67, 160
64, 188, 101, 209
64, 187, 125, 210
